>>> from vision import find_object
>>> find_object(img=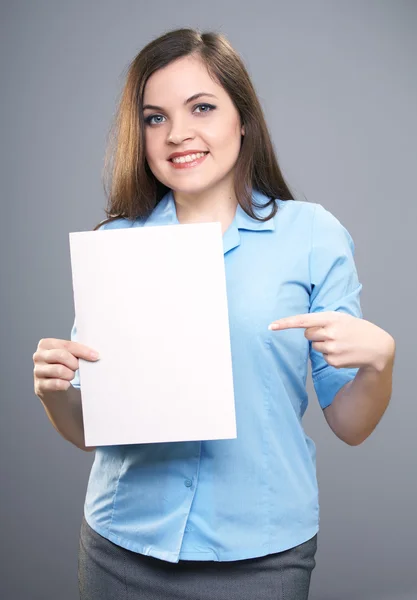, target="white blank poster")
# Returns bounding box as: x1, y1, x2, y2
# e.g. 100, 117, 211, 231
69, 222, 237, 447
